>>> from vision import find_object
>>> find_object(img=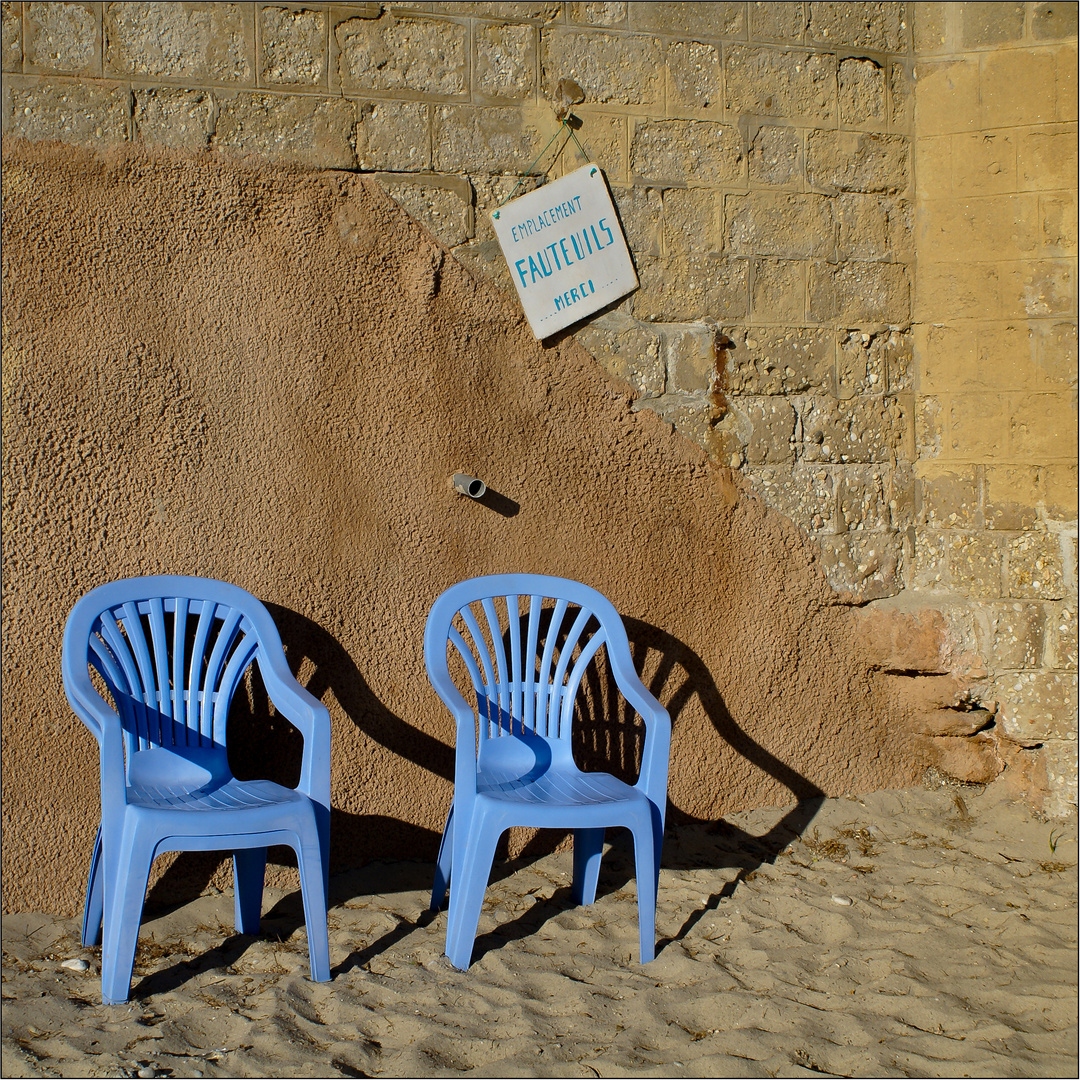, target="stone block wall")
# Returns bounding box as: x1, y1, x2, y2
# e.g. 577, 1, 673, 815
2, 1, 1076, 812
